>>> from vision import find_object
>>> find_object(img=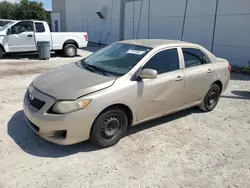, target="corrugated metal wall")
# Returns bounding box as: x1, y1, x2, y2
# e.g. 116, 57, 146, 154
63, 0, 250, 67
65, 0, 120, 44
